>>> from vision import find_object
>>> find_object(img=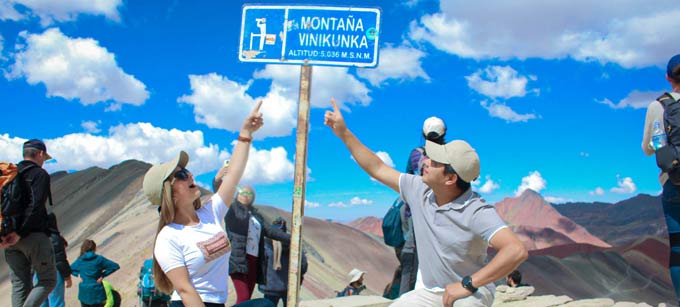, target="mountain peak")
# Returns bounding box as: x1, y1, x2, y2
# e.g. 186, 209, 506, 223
520, 188, 543, 200
495, 191, 610, 250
